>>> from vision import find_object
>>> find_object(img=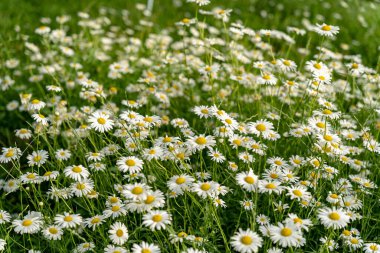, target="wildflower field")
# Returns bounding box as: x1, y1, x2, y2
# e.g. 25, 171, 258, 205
1, 0, 380, 252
